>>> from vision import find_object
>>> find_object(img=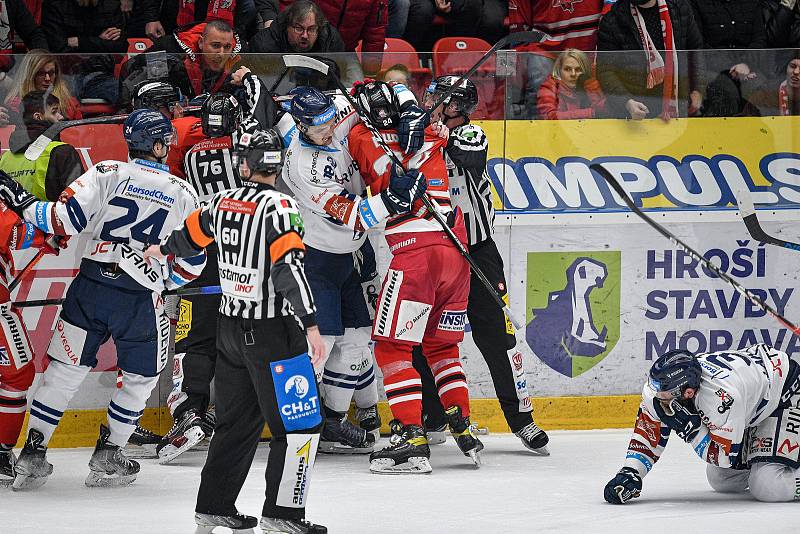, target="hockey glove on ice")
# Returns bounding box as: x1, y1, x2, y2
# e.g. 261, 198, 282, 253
604, 467, 642, 504
652, 398, 702, 442
0, 171, 36, 218
397, 103, 429, 154
380, 166, 428, 215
